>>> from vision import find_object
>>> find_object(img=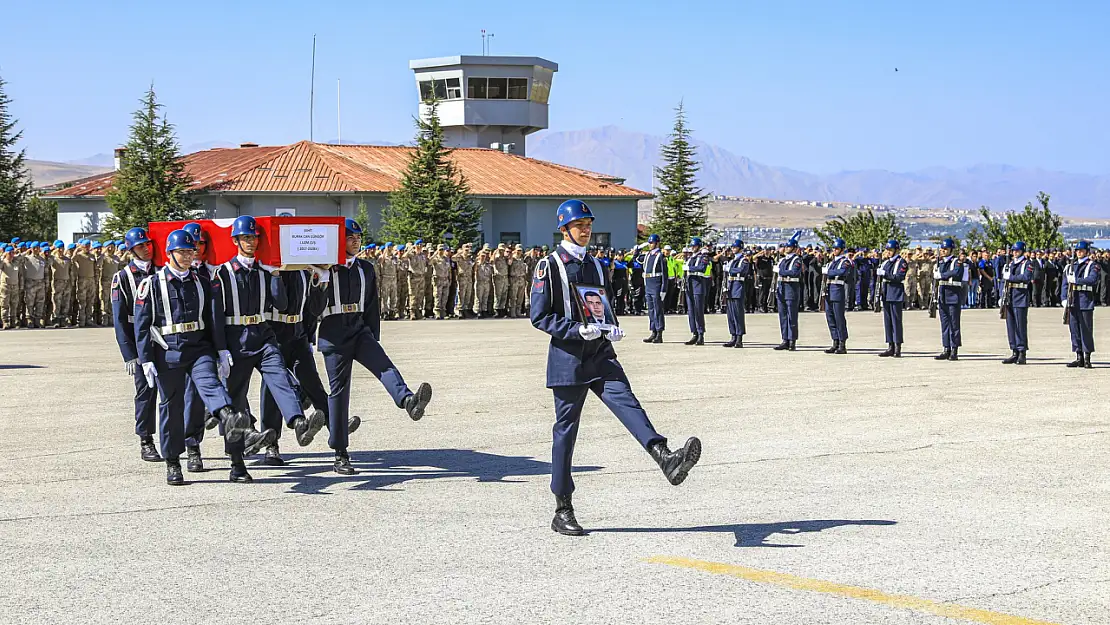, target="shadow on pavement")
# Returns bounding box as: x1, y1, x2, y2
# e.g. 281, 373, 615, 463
0, 364, 45, 370
591, 518, 897, 547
